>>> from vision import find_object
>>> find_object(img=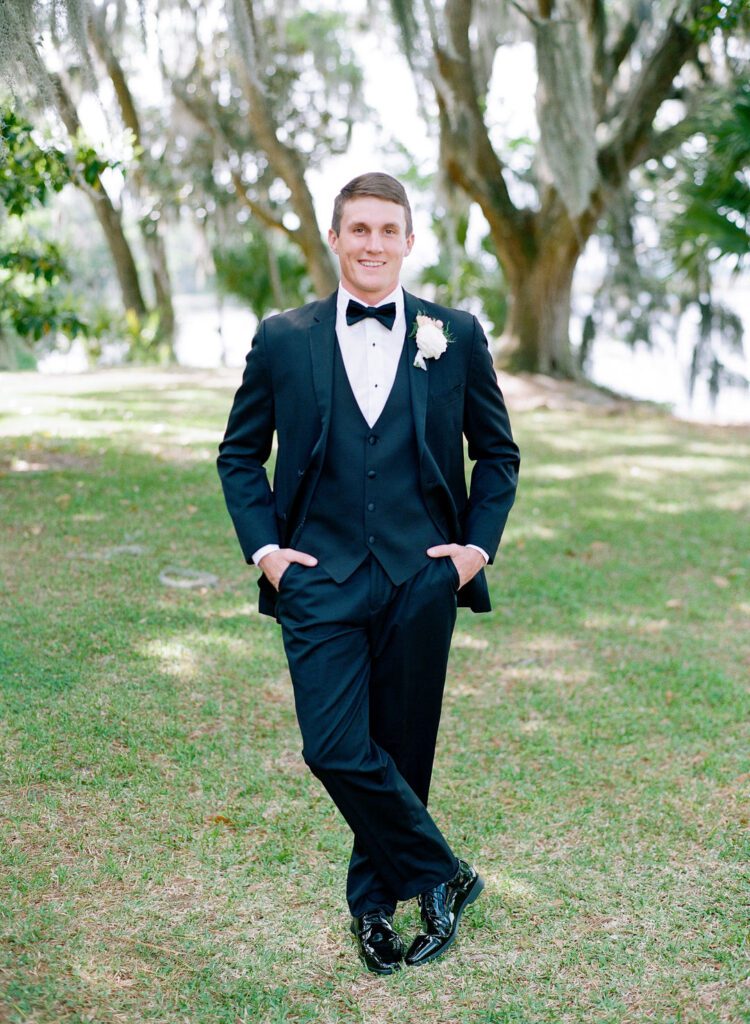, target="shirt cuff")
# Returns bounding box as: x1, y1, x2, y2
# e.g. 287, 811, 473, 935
252, 543, 280, 566
466, 543, 489, 564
